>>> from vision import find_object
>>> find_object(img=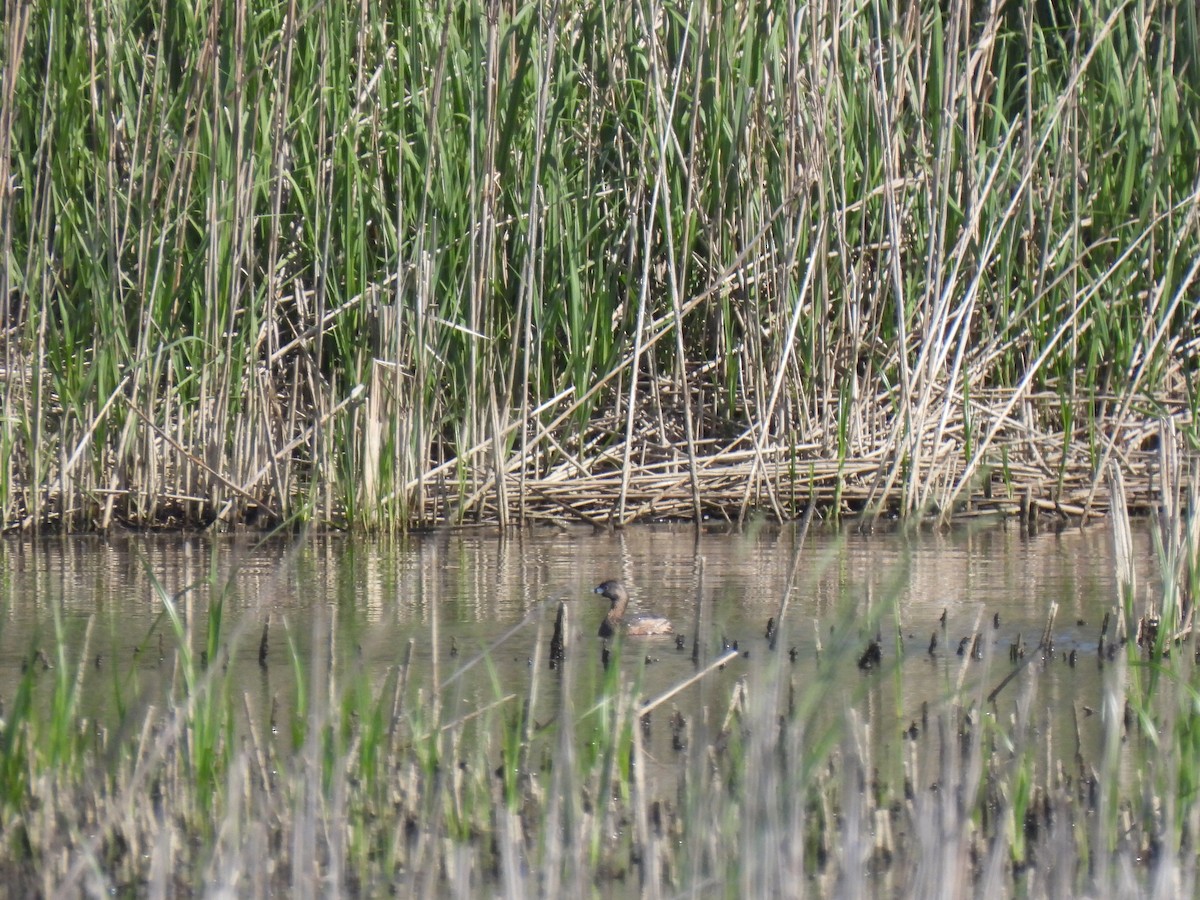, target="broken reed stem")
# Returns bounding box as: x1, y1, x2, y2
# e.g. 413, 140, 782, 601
1108, 461, 1137, 607
549, 600, 568, 670
986, 601, 1058, 705
691, 556, 705, 666
439, 694, 519, 734
440, 598, 549, 690
641, 649, 739, 719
